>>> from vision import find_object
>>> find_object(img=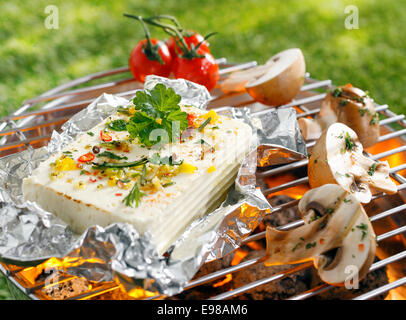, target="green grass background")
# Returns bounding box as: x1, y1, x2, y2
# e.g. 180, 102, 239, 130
0, 0, 405, 299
